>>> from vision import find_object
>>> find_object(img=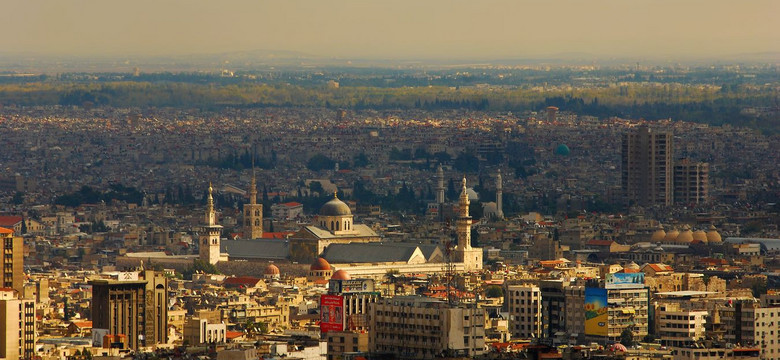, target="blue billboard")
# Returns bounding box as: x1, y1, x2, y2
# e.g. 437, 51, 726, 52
605, 272, 645, 289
